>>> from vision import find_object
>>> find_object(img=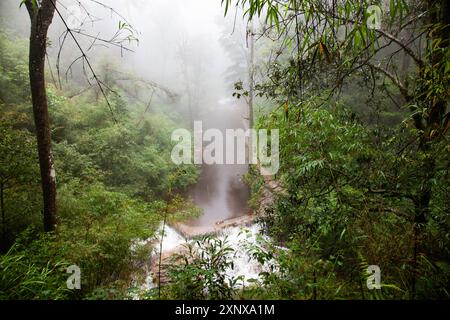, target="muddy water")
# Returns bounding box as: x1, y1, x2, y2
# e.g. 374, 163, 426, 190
186, 98, 250, 227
